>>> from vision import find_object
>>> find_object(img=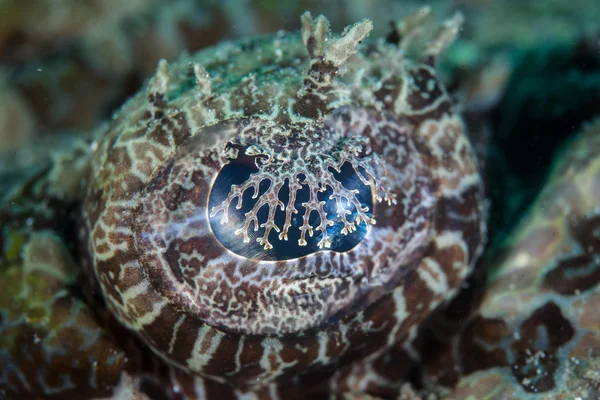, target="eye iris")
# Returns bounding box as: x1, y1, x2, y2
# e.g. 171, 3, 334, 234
209, 159, 374, 261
